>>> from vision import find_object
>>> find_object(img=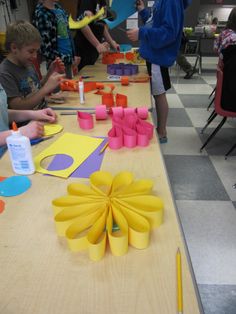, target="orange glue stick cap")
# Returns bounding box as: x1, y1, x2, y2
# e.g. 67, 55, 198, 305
12, 121, 18, 131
